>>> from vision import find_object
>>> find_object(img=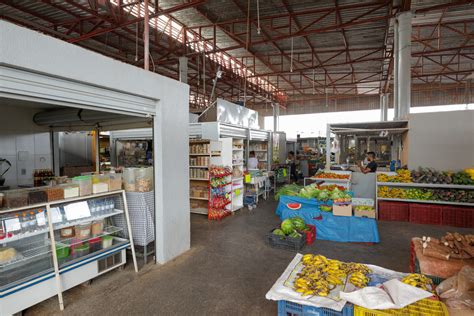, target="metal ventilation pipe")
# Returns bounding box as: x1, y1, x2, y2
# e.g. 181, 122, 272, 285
393, 18, 399, 120
397, 11, 412, 120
